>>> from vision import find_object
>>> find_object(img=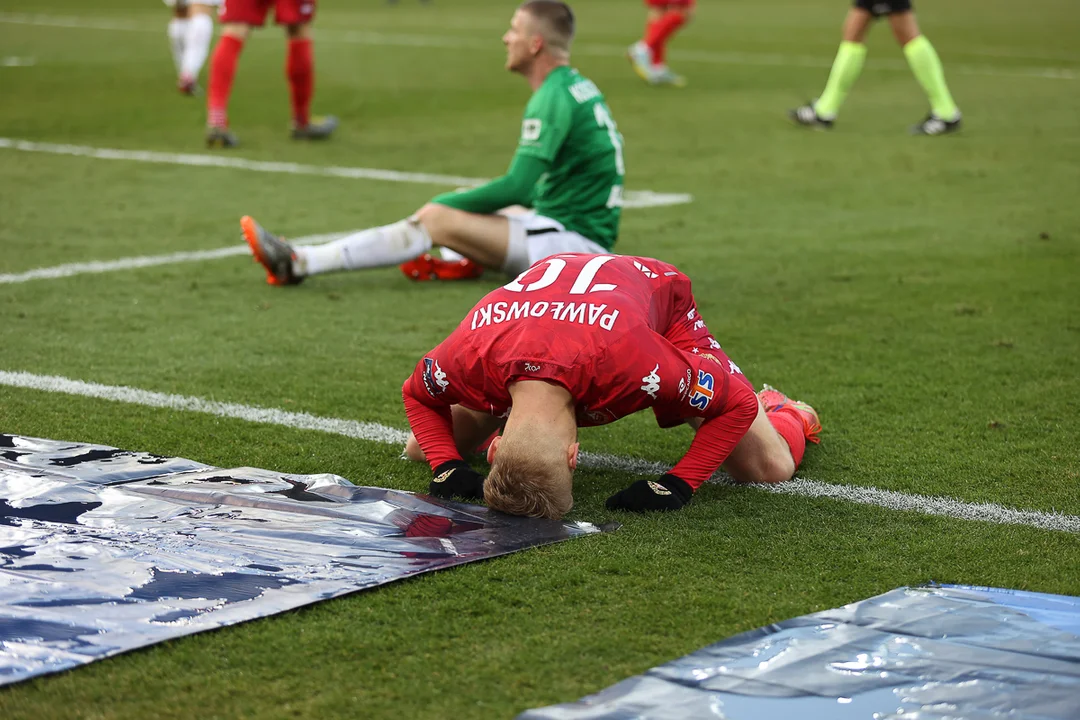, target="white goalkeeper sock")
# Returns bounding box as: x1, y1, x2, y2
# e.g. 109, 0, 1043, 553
167, 18, 188, 73
294, 220, 433, 276
180, 13, 213, 80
